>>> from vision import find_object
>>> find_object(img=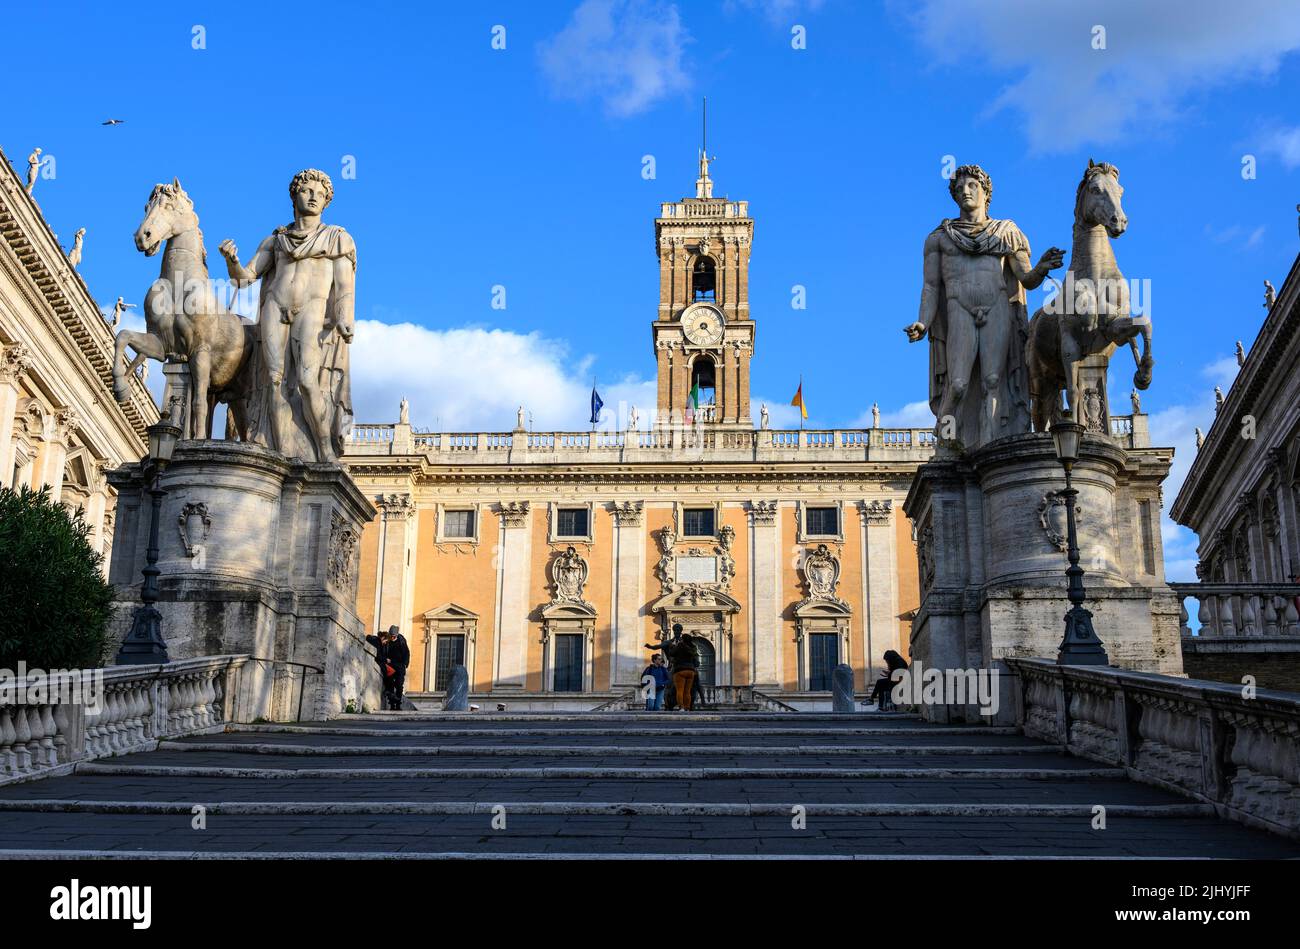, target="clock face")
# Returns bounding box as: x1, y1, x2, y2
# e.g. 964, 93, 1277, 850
683, 306, 724, 346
